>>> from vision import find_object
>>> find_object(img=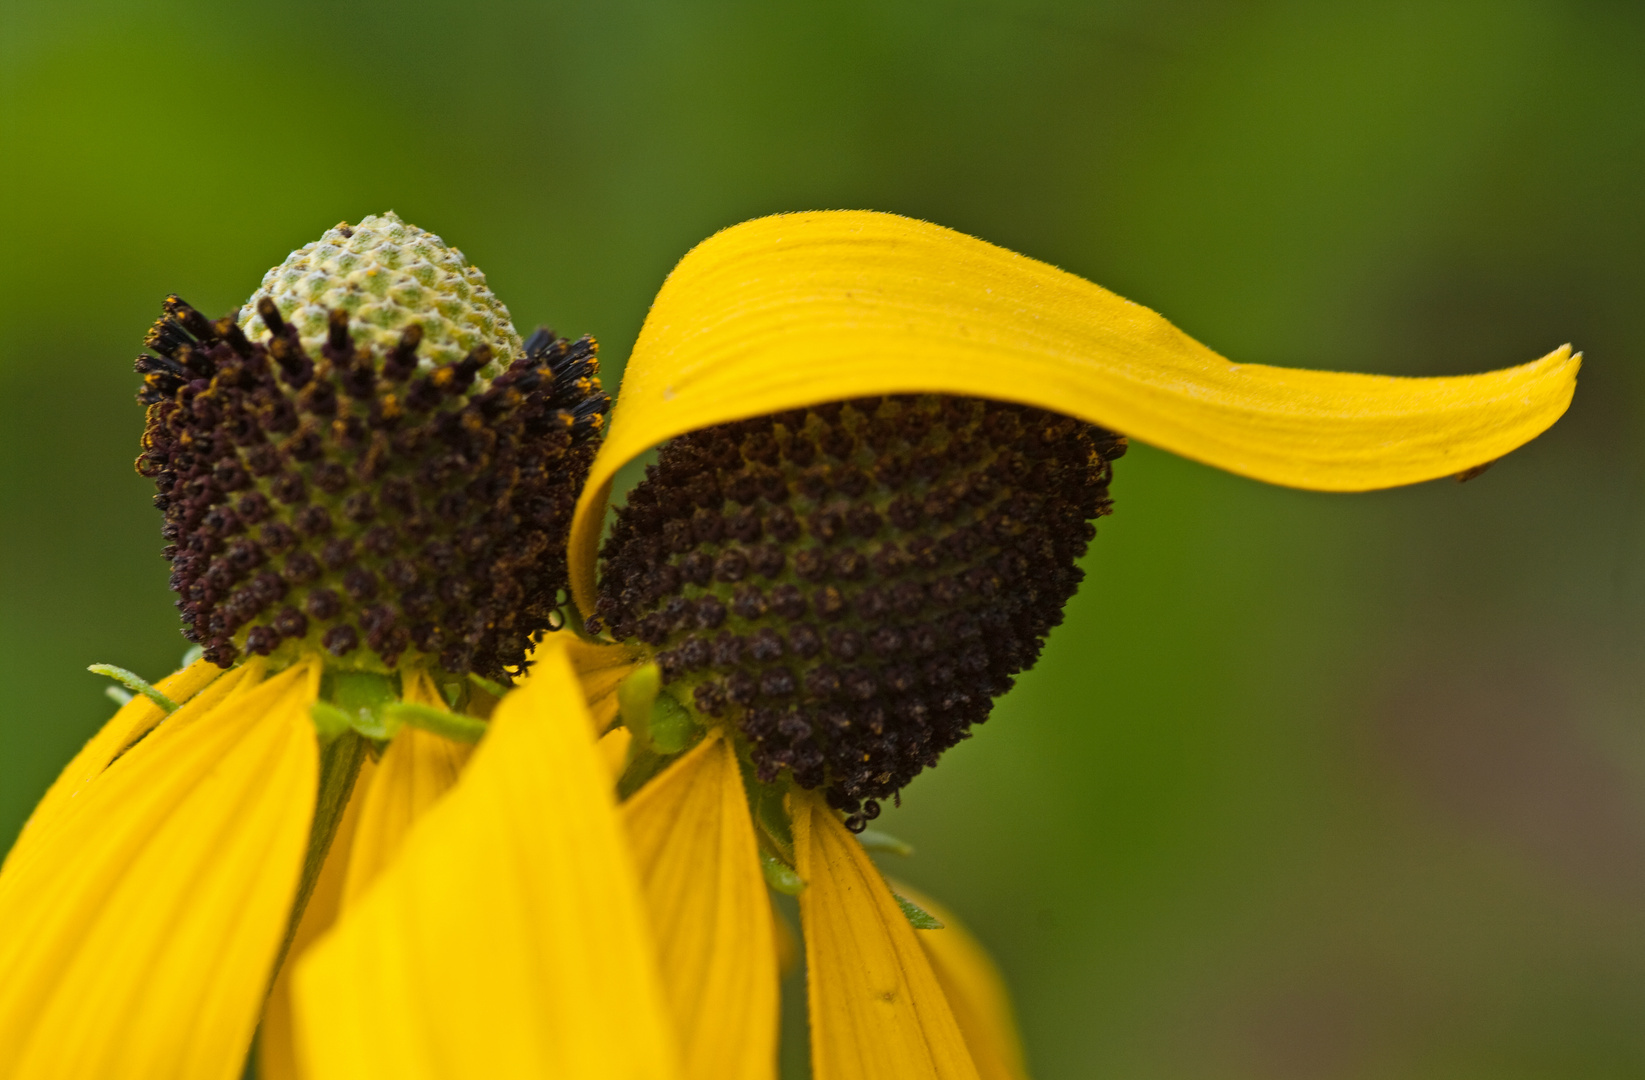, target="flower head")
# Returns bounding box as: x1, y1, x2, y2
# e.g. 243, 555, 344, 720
0, 212, 609, 1079
137, 211, 605, 676
295, 211, 1580, 1080
572, 210, 1578, 822
597, 396, 1126, 825
0, 208, 1579, 1080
